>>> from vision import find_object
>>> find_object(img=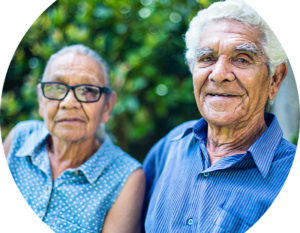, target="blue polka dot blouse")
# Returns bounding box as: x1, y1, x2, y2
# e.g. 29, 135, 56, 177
7, 120, 141, 232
